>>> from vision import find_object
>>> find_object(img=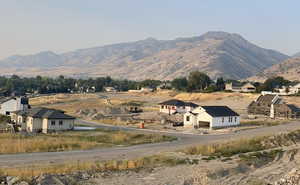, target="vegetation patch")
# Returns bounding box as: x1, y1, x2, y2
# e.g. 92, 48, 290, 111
0, 130, 176, 154
0, 115, 10, 125
183, 130, 300, 158
241, 120, 284, 127
238, 149, 283, 167
0, 155, 188, 178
